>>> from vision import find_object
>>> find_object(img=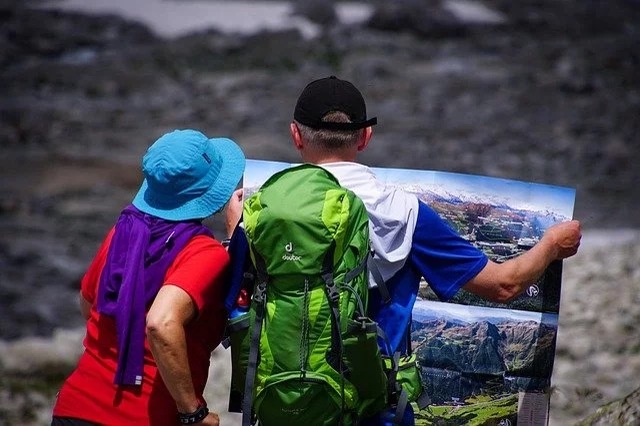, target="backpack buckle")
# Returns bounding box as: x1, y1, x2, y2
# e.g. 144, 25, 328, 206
253, 281, 267, 304
355, 316, 370, 331
326, 281, 340, 303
